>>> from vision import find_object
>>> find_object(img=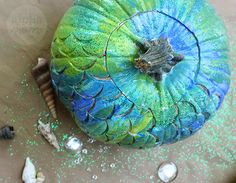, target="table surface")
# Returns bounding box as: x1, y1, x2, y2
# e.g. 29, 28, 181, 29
0, 0, 235, 182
